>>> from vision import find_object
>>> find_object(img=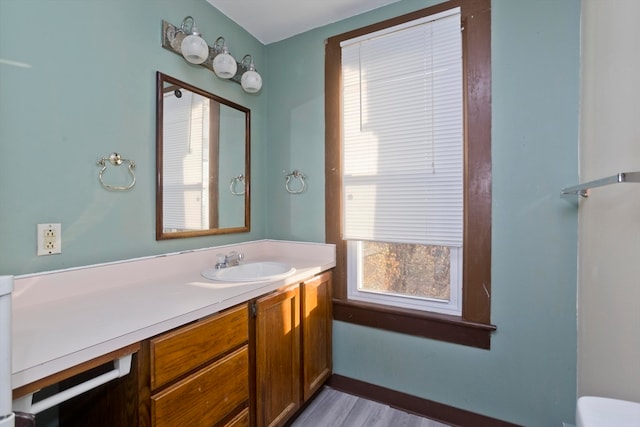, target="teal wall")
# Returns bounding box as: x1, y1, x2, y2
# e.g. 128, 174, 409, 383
265, 0, 580, 426
0, 0, 267, 275
1, 0, 580, 425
